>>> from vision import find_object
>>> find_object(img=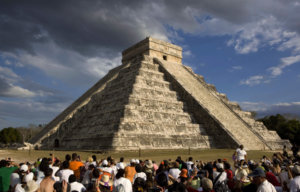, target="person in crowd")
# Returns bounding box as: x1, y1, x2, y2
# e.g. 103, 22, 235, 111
57, 161, 74, 182
249, 167, 276, 192
69, 153, 84, 180
125, 159, 137, 183
289, 165, 300, 192
39, 167, 55, 192
69, 174, 86, 192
